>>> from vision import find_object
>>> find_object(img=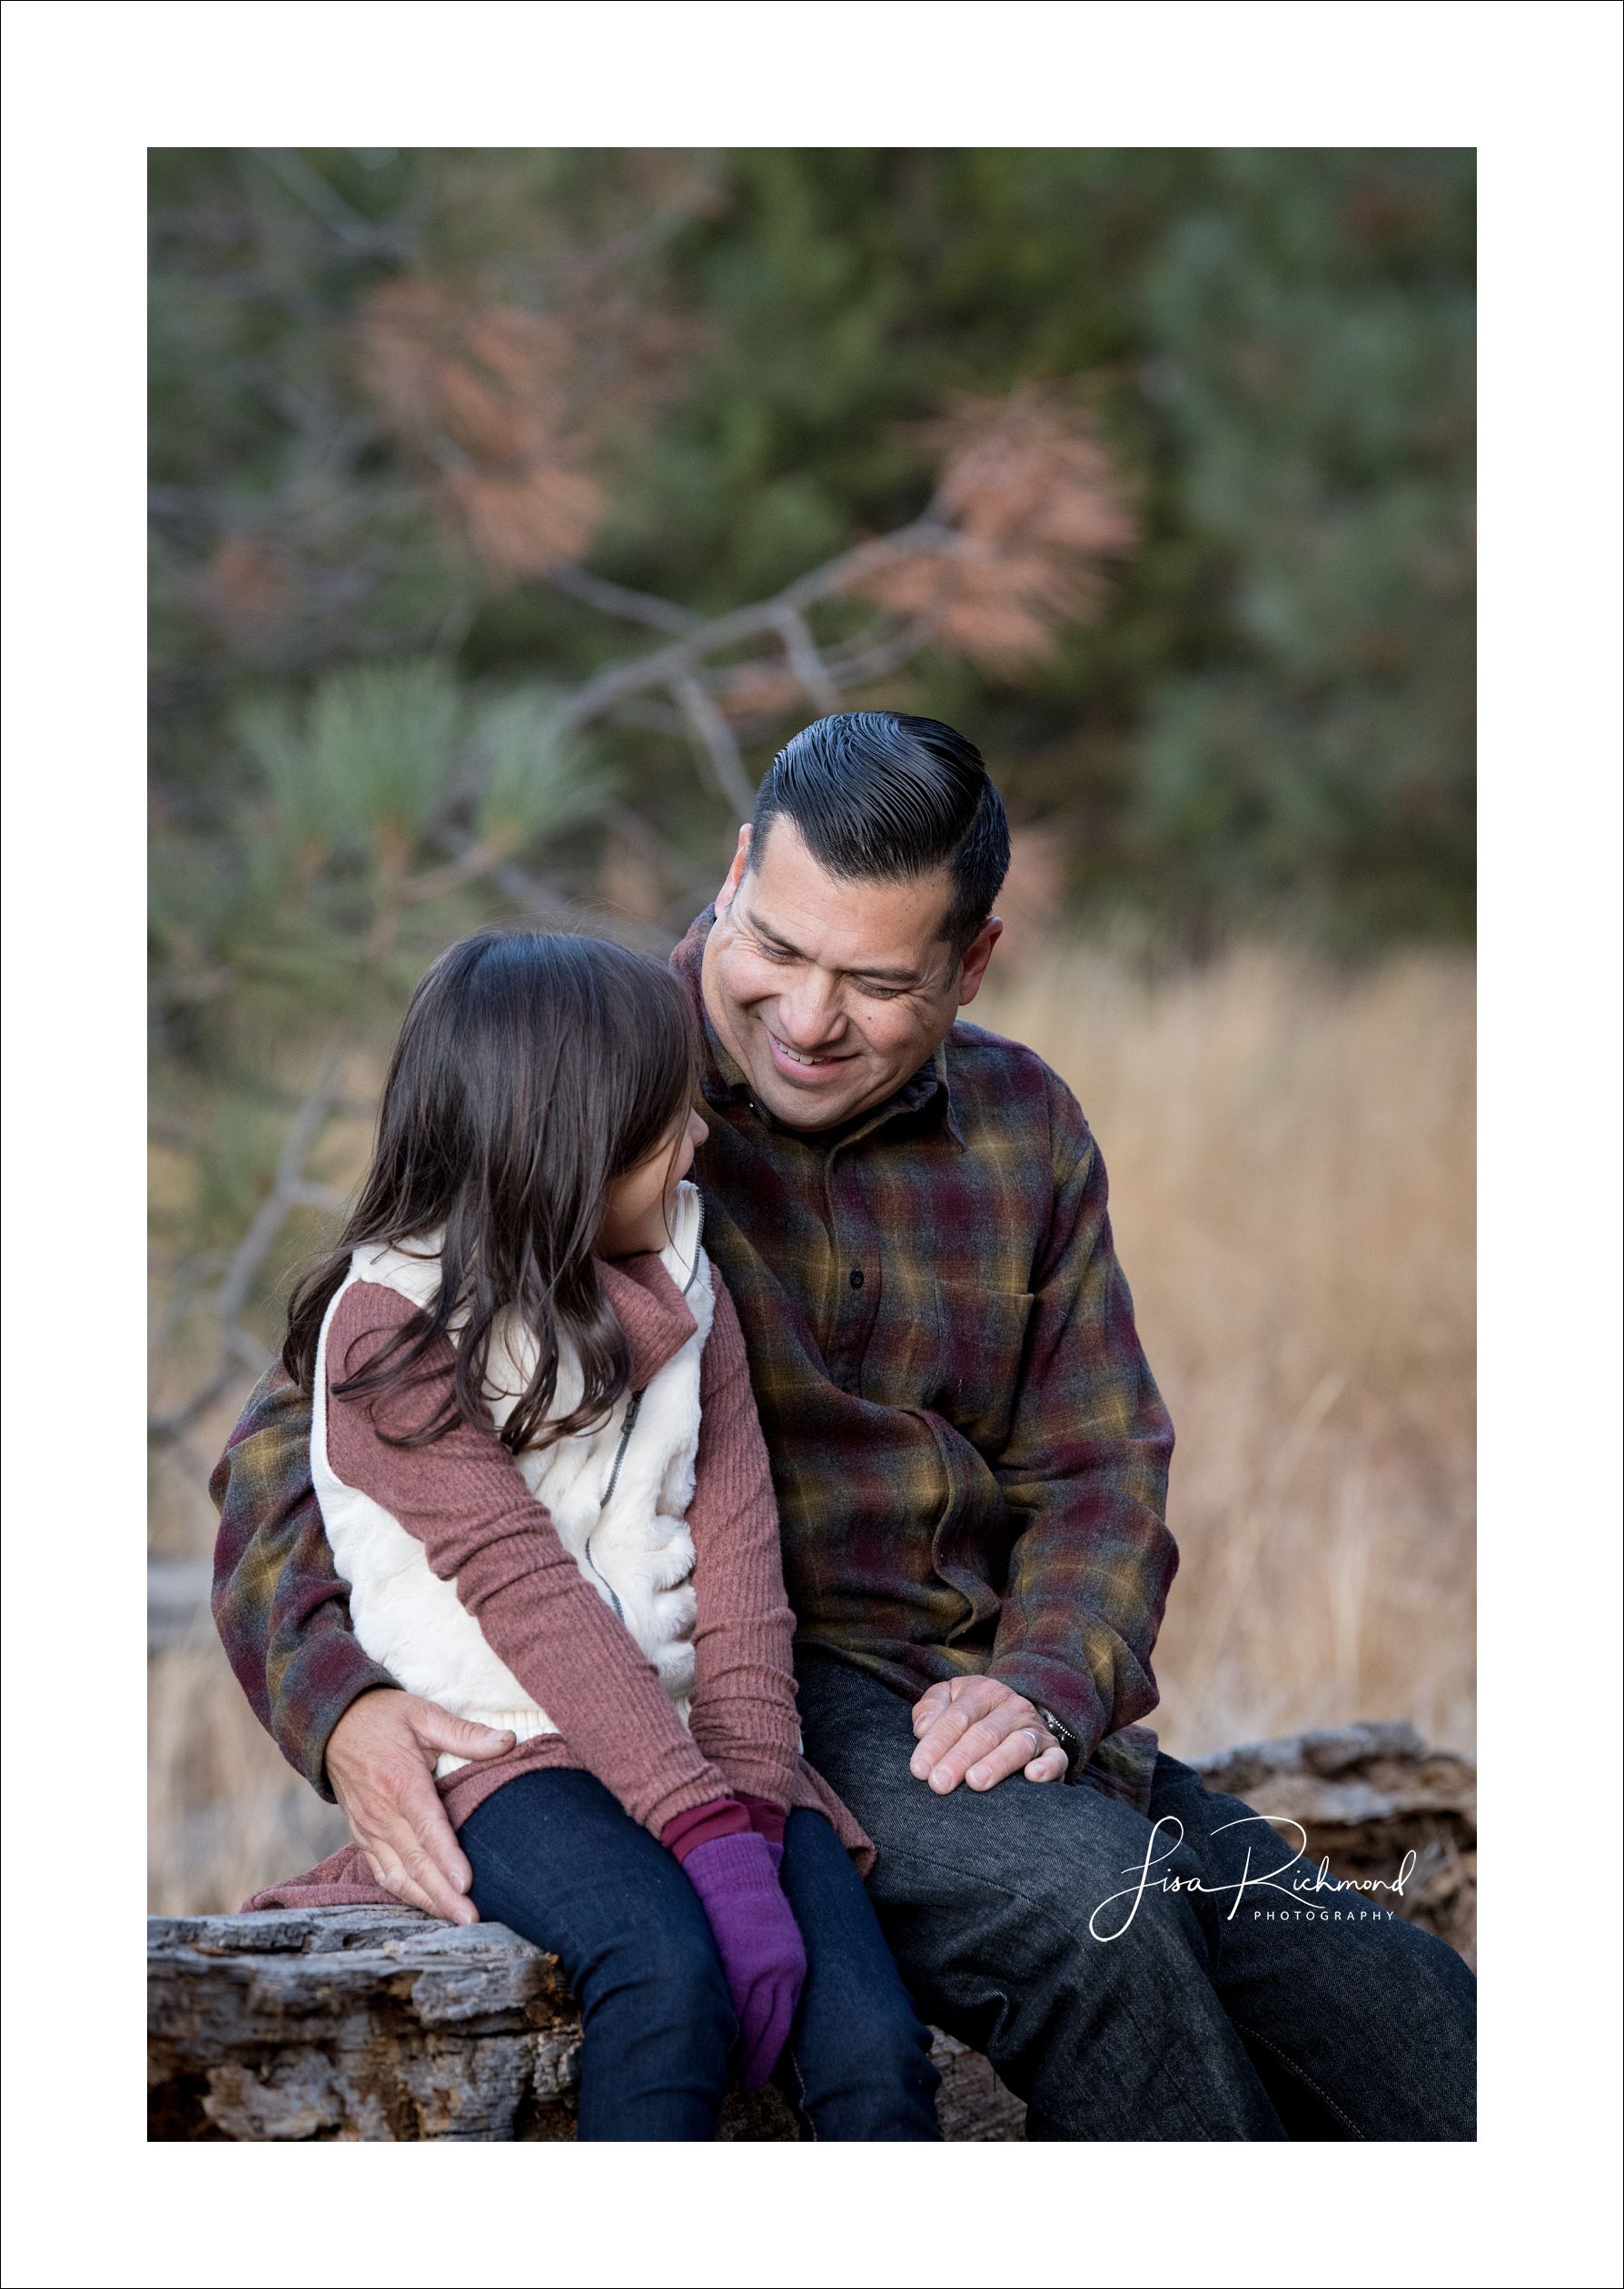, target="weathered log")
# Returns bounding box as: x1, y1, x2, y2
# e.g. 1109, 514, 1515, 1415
1191, 1720, 1477, 1968
148, 1722, 1473, 2140
146, 1907, 1025, 2142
